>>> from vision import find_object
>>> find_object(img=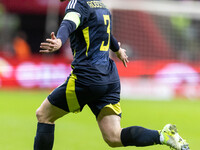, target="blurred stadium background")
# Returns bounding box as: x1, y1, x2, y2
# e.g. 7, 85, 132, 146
0, 0, 200, 150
